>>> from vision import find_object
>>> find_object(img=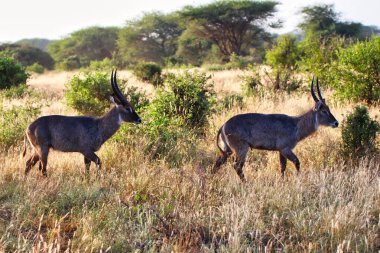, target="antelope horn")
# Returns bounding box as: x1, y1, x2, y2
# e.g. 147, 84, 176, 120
310, 76, 319, 102
111, 69, 131, 107
316, 77, 325, 103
